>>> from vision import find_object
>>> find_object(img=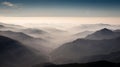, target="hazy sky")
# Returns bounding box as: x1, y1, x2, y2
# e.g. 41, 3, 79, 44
0, 0, 120, 17
0, 0, 120, 26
